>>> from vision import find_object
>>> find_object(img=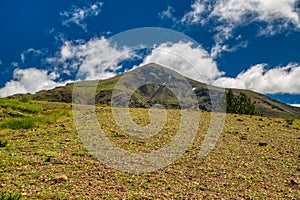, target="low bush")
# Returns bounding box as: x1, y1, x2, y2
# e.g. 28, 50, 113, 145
0, 191, 22, 200
285, 118, 294, 125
